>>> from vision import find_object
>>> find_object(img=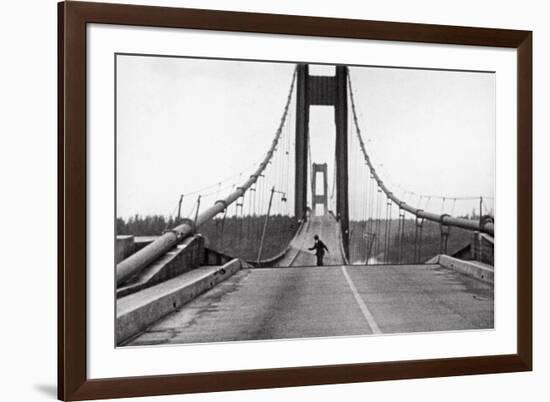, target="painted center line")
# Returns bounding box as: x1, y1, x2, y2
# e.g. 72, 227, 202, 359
341, 266, 382, 334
